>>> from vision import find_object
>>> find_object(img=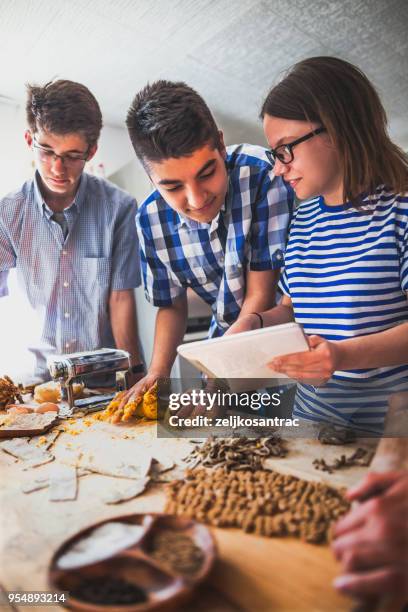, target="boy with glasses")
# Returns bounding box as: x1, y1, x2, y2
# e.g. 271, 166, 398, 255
120, 80, 293, 410
0, 80, 144, 382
